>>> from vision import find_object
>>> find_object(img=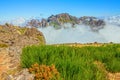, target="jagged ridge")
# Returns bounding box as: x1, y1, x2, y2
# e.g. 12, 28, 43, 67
26, 13, 105, 31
